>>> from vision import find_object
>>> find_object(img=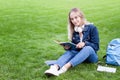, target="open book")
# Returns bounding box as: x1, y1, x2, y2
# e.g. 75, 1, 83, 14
54, 40, 76, 50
